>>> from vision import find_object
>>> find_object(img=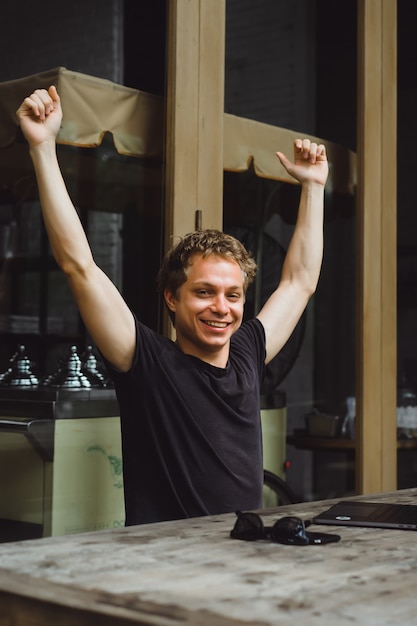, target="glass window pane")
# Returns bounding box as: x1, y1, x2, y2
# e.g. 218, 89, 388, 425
225, 1, 357, 502
0, 0, 168, 542
0, 133, 164, 542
